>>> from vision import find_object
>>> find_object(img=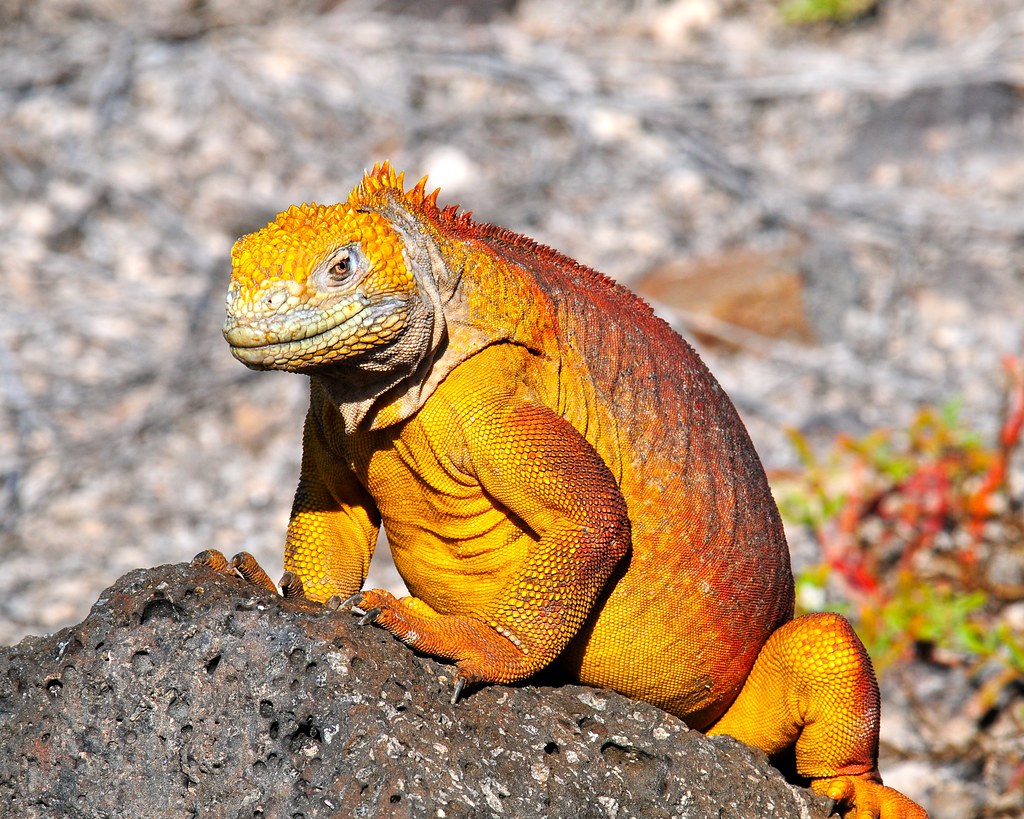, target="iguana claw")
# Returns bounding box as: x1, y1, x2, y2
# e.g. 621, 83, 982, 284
330, 593, 381, 622
358, 607, 382, 625
450, 675, 466, 706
